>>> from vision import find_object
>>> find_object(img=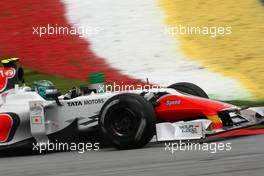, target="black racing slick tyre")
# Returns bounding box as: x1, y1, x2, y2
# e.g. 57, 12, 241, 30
168, 82, 209, 98
99, 93, 156, 149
